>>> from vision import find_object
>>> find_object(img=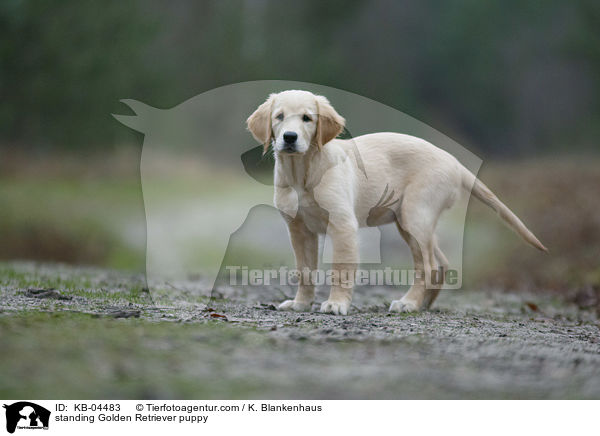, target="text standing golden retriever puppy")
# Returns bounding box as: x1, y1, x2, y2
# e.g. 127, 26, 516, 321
247, 90, 546, 315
